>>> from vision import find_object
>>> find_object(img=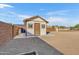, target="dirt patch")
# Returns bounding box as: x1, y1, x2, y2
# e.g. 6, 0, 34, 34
40, 31, 79, 55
